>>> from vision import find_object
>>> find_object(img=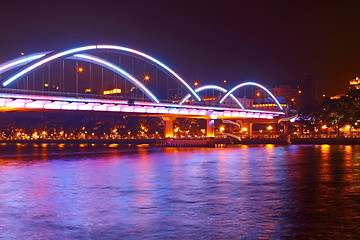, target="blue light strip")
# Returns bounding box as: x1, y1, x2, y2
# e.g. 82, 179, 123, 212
219, 82, 284, 111
0, 53, 48, 75
179, 84, 244, 109
2, 46, 97, 87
